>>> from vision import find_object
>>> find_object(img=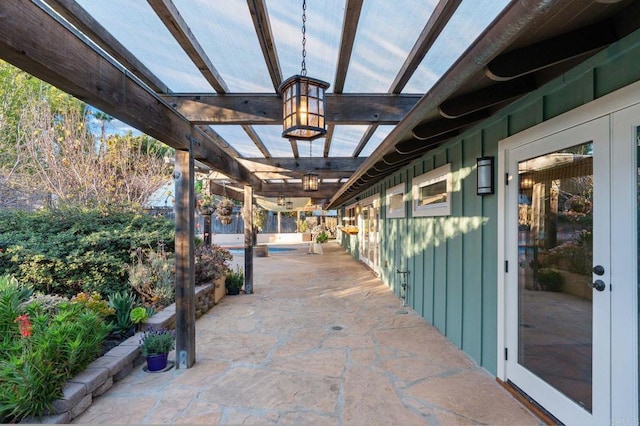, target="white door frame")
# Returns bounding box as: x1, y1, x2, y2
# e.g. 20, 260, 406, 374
497, 80, 640, 423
